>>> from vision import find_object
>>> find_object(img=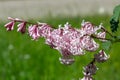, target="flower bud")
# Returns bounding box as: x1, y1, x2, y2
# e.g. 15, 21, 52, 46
5, 21, 15, 31
83, 63, 98, 75
17, 22, 26, 33
94, 50, 110, 63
